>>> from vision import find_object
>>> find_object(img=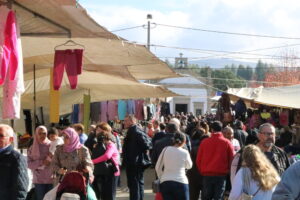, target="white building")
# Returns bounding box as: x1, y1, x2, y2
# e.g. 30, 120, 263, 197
158, 75, 208, 115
